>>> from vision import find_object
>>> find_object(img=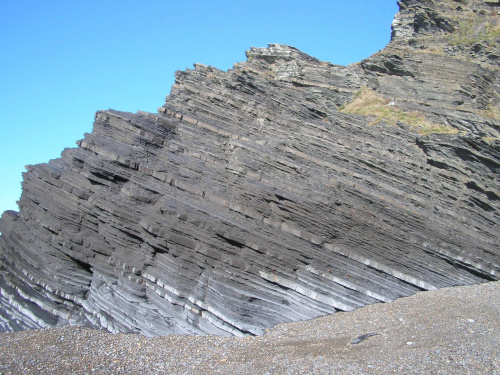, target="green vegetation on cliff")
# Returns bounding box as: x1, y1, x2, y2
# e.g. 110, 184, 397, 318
339, 87, 459, 135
